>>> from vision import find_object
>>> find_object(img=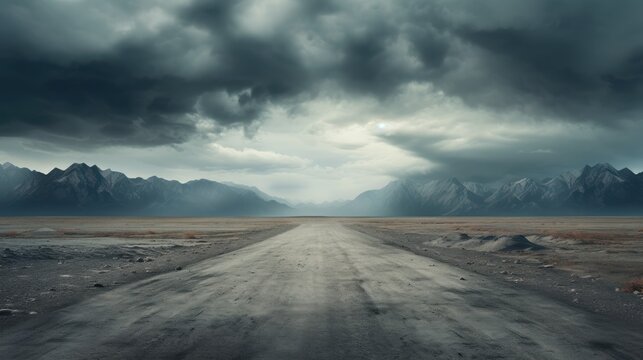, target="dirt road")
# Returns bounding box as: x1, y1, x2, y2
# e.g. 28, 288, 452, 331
2, 222, 641, 359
